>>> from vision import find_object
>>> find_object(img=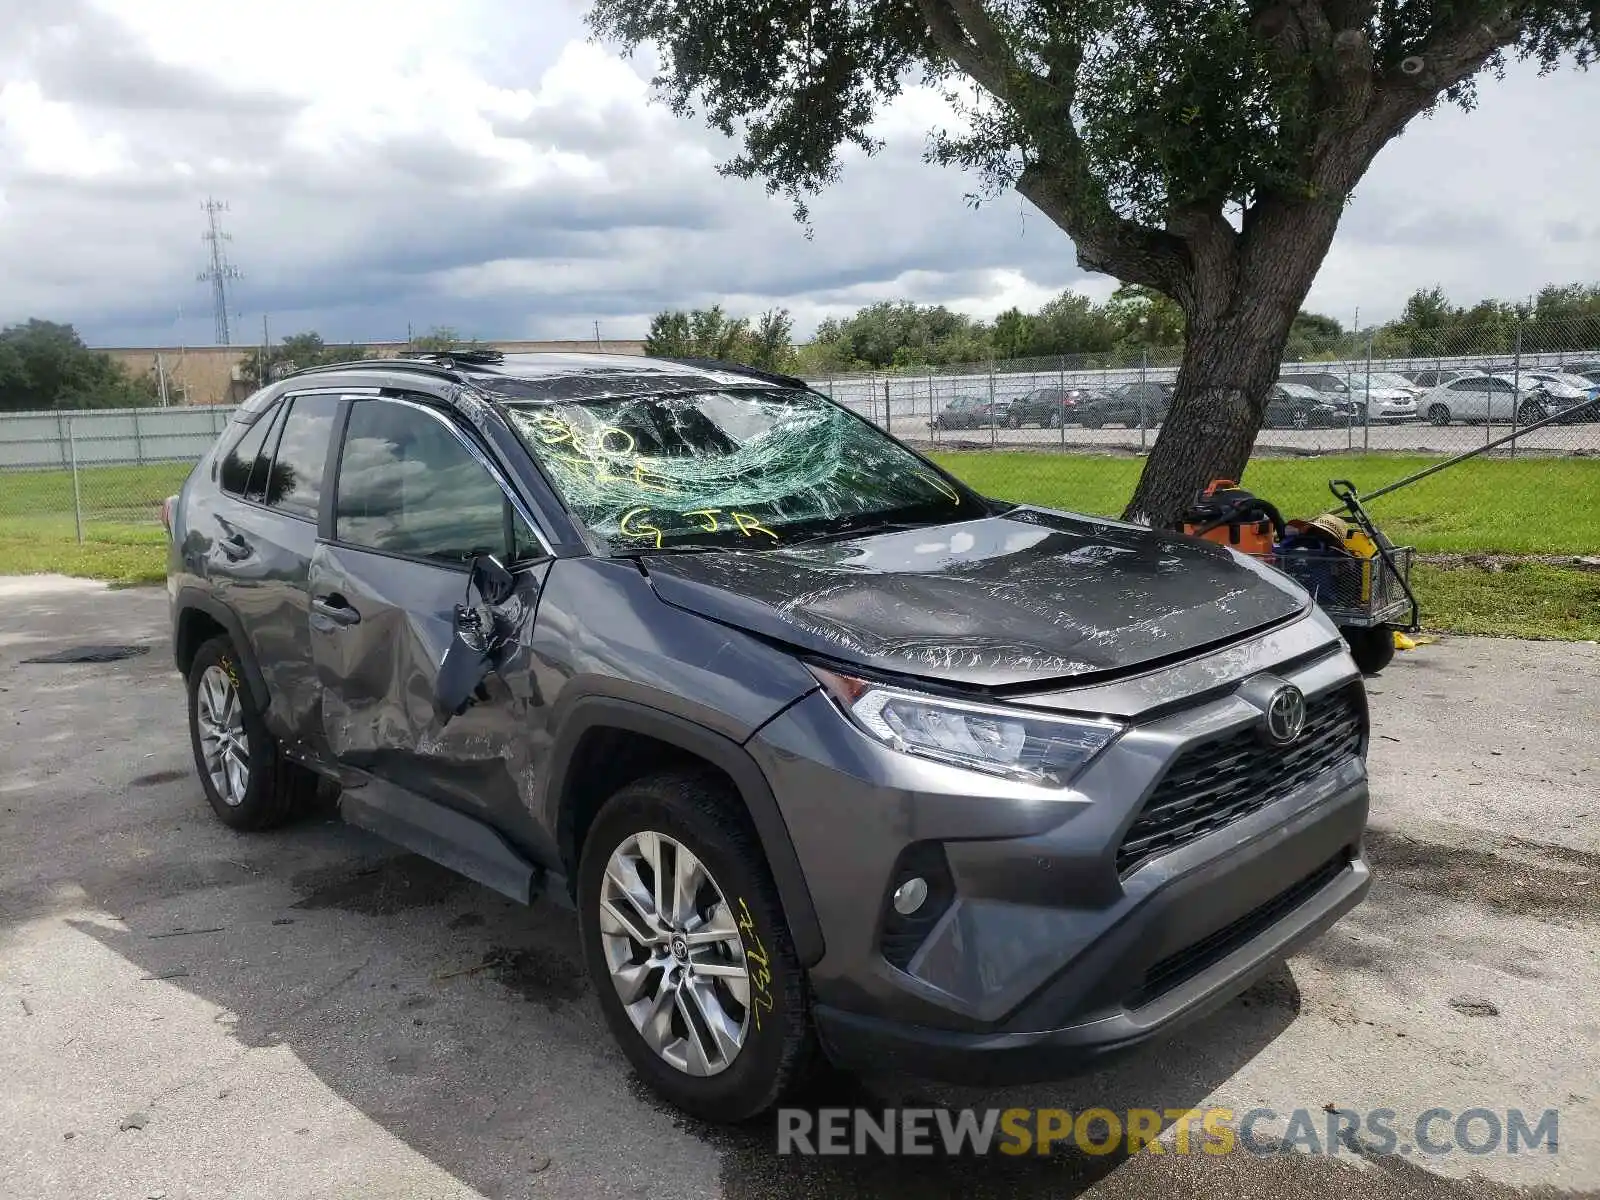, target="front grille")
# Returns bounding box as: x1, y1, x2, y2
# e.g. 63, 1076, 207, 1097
1126, 851, 1351, 1008
1116, 686, 1364, 876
